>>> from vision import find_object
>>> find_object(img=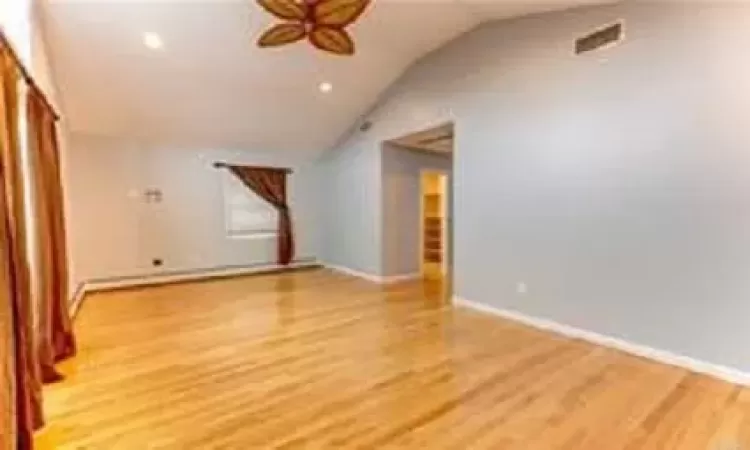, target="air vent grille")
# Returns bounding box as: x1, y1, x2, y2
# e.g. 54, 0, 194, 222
575, 22, 622, 54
